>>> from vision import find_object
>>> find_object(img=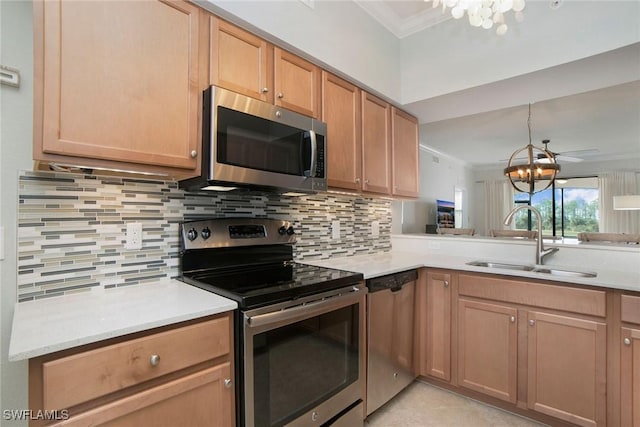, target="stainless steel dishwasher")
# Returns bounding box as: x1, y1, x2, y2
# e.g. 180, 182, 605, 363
366, 269, 418, 416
